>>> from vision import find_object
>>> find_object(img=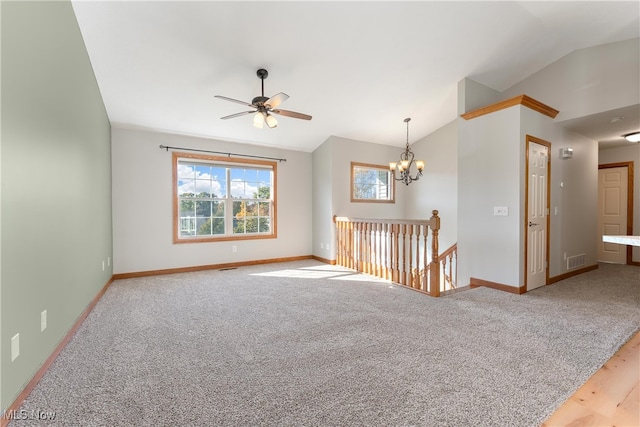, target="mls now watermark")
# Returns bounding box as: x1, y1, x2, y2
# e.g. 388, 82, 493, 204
2, 409, 57, 421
